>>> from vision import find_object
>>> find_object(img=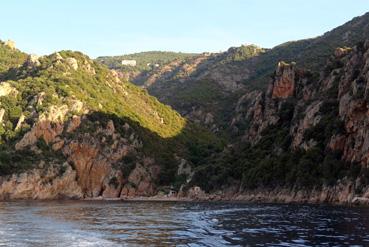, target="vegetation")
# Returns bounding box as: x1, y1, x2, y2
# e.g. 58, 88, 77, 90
243, 12, 369, 90
0, 49, 223, 185
96, 51, 198, 72
191, 115, 353, 192
0, 40, 27, 76
221, 44, 265, 64
1, 12, 369, 195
